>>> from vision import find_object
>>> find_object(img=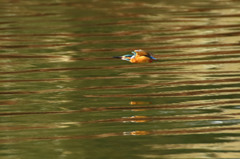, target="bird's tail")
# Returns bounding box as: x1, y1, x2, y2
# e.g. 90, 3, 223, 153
150, 56, 158, 60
